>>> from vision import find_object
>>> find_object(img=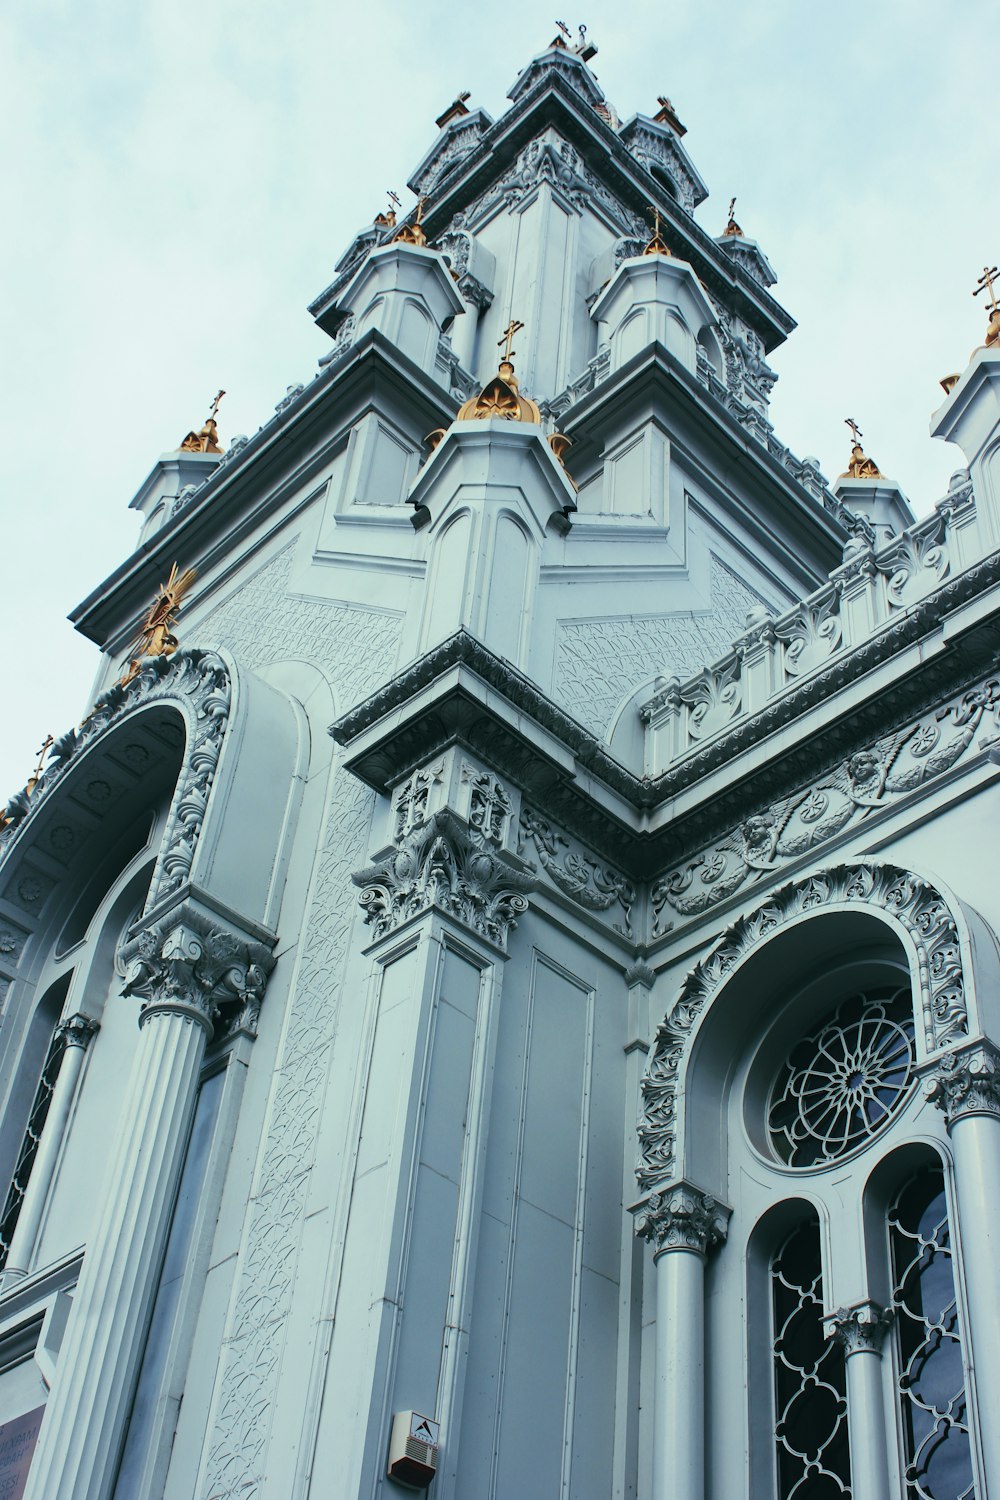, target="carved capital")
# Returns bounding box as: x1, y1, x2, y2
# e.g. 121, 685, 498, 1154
120, 905, 274, 1040
55, 1012, 99, 1050
825, 1300, 893, 1356
634, 1181, 730, 1260
352, 807, 535, 953
457, 271, 494, 312
927, 1040, 1000, 1126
